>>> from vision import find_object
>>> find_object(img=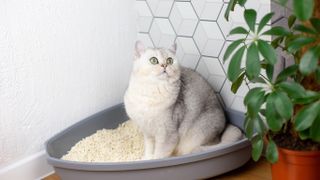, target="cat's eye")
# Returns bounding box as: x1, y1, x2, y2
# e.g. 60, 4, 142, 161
149, 57, 159, 65
166, 57, 173, 65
